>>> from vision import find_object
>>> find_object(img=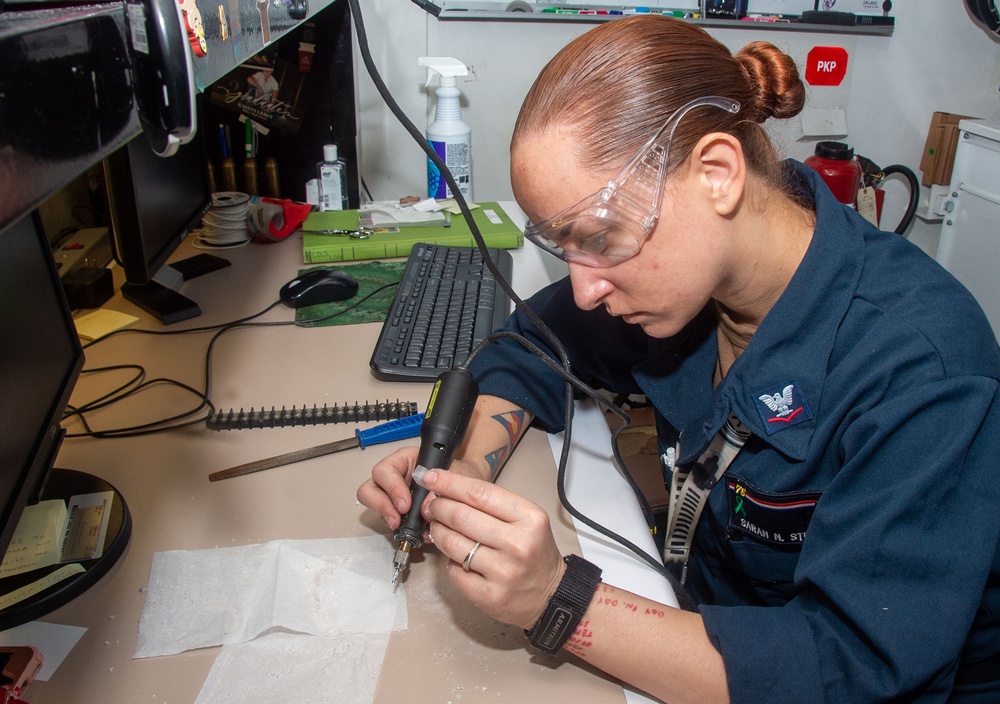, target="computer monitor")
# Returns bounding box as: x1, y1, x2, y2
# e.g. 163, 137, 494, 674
103, 128, 219, 325
0, 211, 131, 630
